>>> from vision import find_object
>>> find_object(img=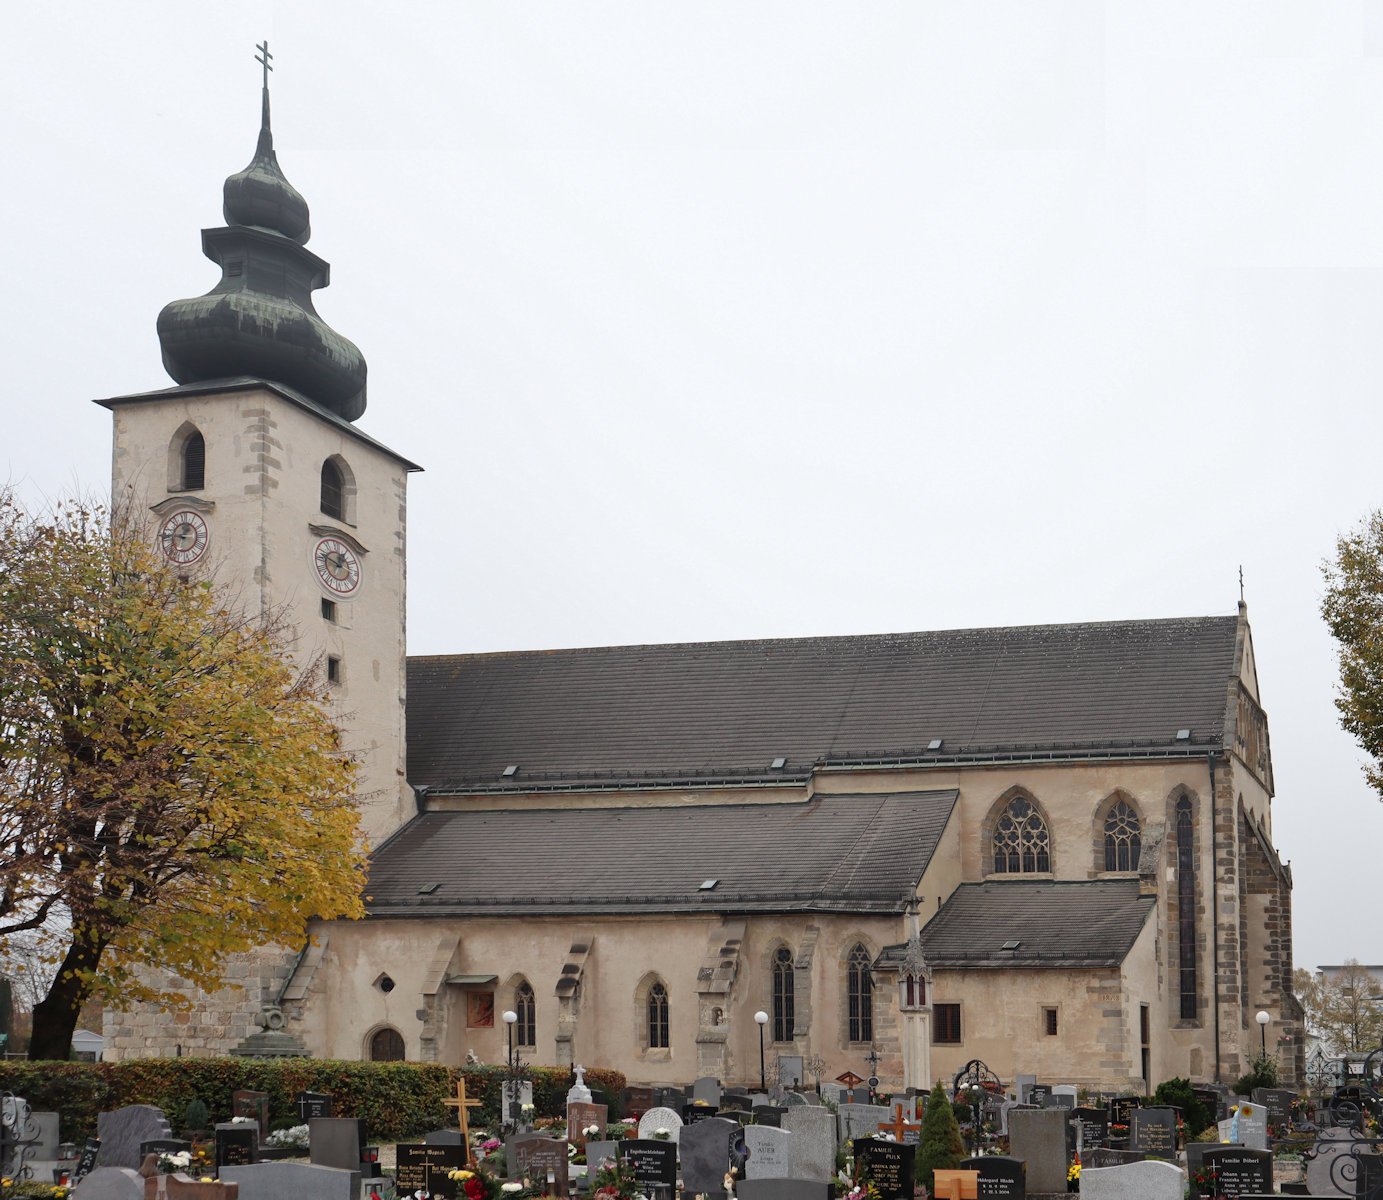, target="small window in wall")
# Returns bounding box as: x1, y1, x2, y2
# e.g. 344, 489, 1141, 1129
934, 1003, 962, 1044
326, 655, 342, 685
321, 459, 345, 520
515, 981, 536, 1048
321, 598, 337, 623
1043, 1007, 1058, 1036
648, 982, 670, 1049
369, 1027, 405, 1061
